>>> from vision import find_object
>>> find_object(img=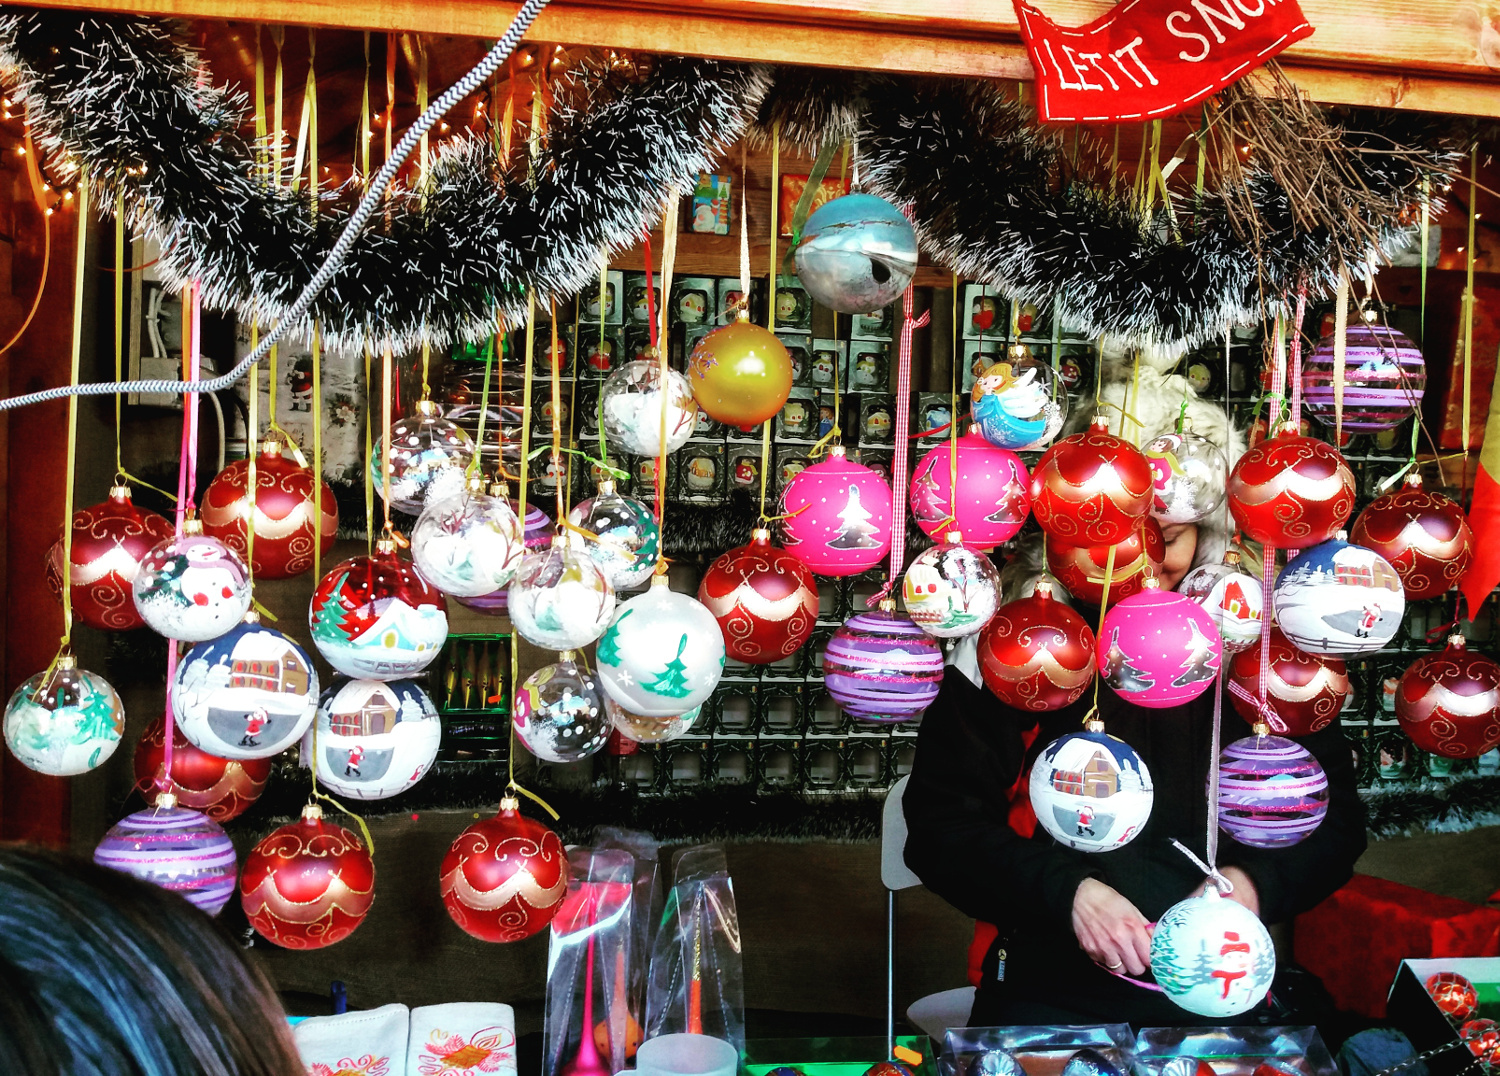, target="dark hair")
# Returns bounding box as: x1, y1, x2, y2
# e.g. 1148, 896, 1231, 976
0, 845, 304, 1076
